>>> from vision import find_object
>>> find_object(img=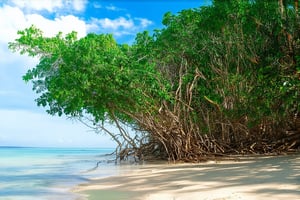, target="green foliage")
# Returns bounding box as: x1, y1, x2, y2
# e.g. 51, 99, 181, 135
9, 25, 168, 124
9, 0, 300, 159
151, 0, 300, 135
